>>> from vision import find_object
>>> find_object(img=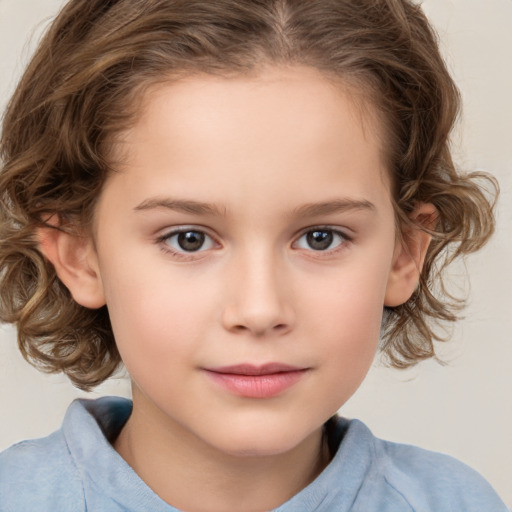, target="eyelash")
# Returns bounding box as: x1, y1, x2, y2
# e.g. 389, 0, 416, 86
156, 226, 352, 260
293, 227, 351, 254
156, 227, 218, 261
